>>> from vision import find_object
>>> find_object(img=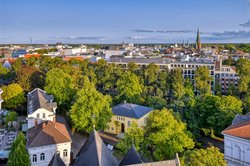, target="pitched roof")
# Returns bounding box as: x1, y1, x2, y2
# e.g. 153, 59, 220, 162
74, 130, 118, 166
222, 113, 250, 140
48, 153, 66, 166
112, 103, 153, 119
27, 88, 57, 115
120, 145, 143, 166
27, 121, 71, 148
